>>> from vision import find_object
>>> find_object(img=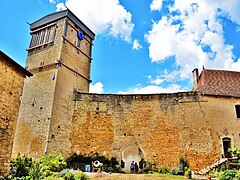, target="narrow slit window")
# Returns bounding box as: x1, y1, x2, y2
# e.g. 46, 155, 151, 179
77, 38, 81, 48
235, 105, 240, 118
63, 22, 68, 36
